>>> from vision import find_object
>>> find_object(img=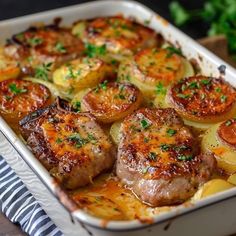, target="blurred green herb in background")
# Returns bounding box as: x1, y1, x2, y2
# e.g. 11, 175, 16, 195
169, 0, 236, 59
